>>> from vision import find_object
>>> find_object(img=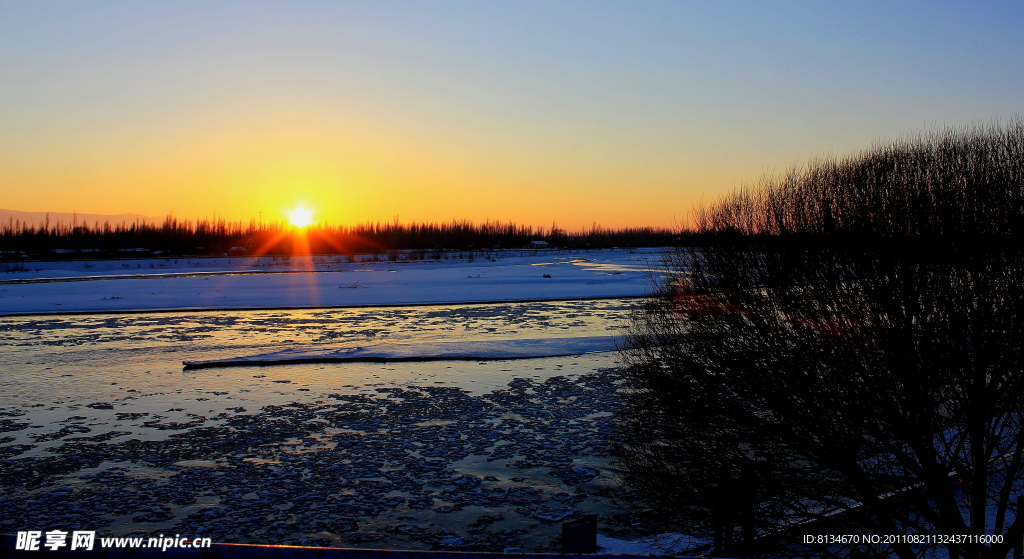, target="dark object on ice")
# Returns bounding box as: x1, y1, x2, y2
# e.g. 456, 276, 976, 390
561, 514, 599, 553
